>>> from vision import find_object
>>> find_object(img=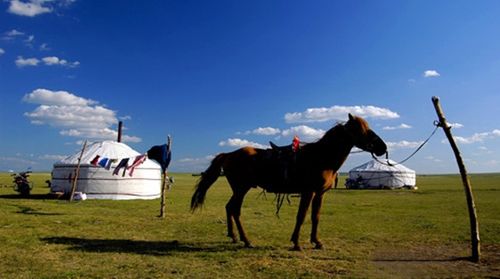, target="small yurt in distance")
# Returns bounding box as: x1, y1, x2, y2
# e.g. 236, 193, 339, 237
345, 160, 416, 190
51, 141, 161, 200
